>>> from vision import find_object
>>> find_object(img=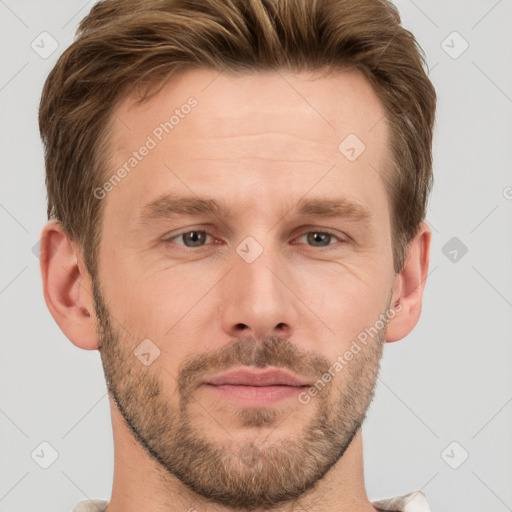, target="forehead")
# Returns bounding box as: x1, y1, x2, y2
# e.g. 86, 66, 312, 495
104, 67, 390, 222
112, 66, 388, 150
